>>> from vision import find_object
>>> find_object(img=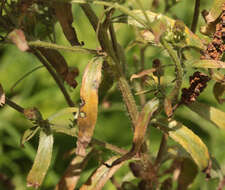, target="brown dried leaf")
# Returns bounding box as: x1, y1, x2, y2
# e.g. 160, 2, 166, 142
8, 29, 29, 51
76, 57, 103, 156
205, 0, 224, 23
0, 84, 5, 107
53, 2, 82, 46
